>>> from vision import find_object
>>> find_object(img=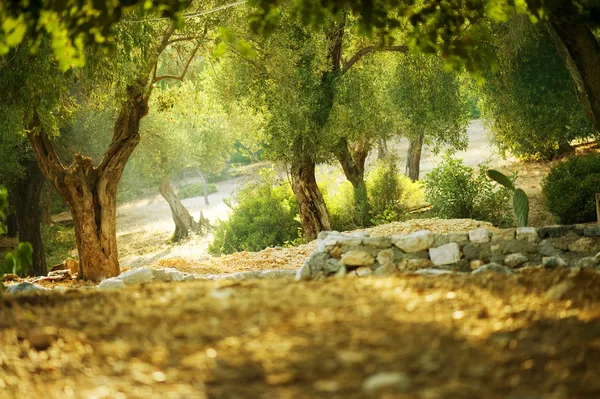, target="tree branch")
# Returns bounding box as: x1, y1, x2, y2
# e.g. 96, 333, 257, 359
343, 45, 409, 73
26, 112, 66, 181
167, 36, 202, 45
153, 41, 201, 83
